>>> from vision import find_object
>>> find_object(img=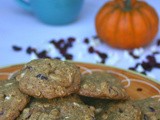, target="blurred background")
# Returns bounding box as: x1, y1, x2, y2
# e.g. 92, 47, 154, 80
0, 0, 160, 81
